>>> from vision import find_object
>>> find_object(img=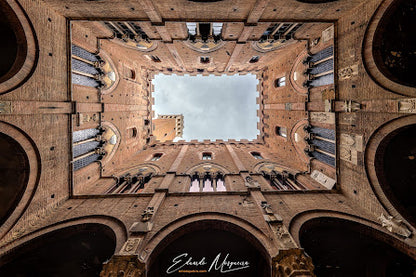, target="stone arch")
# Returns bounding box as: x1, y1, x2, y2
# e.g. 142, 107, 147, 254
99, 49, 119, 95
0, 122, 40, 240
366, 115, 416, 228
293, 212, 416, 276
144, 213, 273, 276
0, 218, 124, 276
0, 0, 38, 94
184, 162, 231, 175
363, 0, 416, 96
289, 49, 309, 95
100, 121, 121, 167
